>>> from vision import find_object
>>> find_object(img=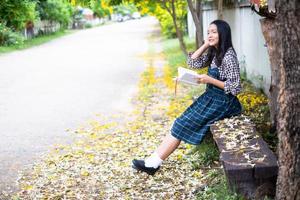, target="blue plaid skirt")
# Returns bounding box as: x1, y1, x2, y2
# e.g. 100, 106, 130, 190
171, 68, 242, 145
